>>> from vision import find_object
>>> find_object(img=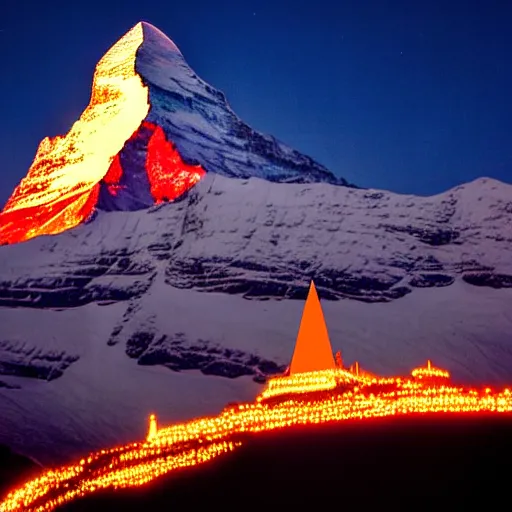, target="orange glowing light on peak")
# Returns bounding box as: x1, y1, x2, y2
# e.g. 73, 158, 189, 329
0, 23, 149, 244
289, 281, 336, 375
